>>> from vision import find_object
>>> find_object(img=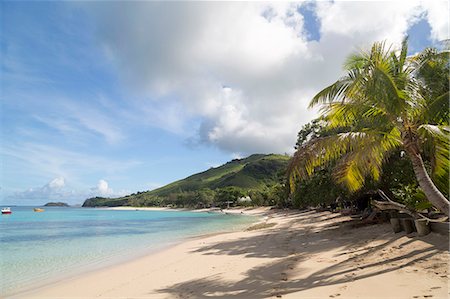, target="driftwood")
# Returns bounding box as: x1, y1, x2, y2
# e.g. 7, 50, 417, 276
372, 190, 419, 218
372, 189, 448, 223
